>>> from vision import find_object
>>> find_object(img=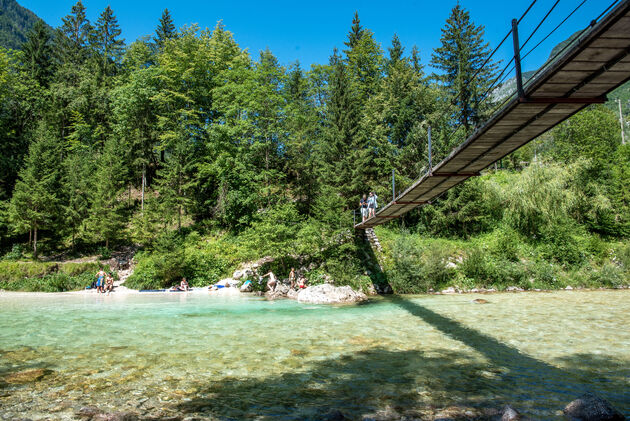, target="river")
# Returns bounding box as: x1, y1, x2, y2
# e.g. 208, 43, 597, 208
0, 290, 628, 420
